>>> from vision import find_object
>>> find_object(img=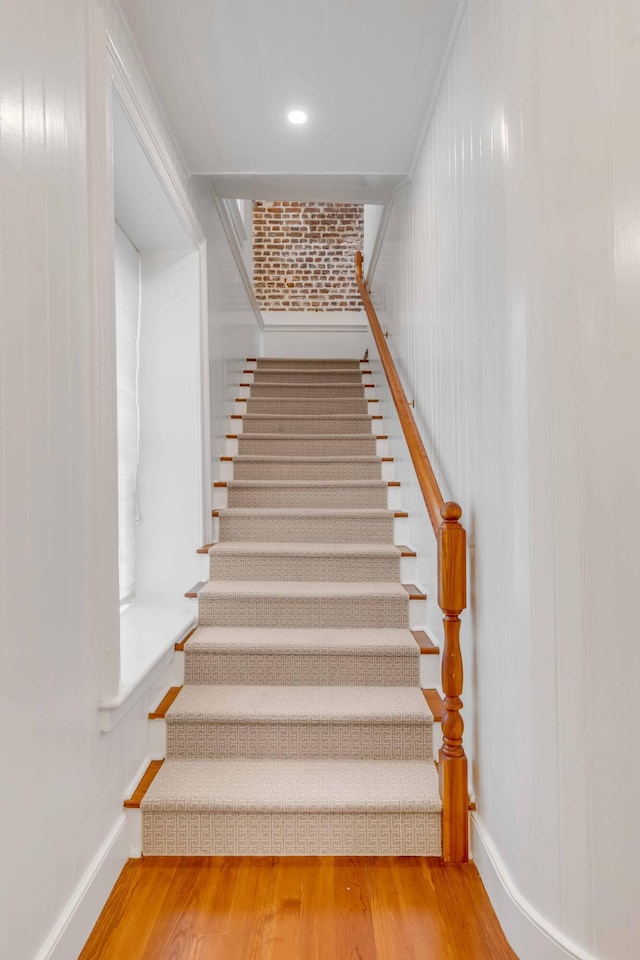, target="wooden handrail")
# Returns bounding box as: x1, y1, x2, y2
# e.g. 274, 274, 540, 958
355, 251, 469, 863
